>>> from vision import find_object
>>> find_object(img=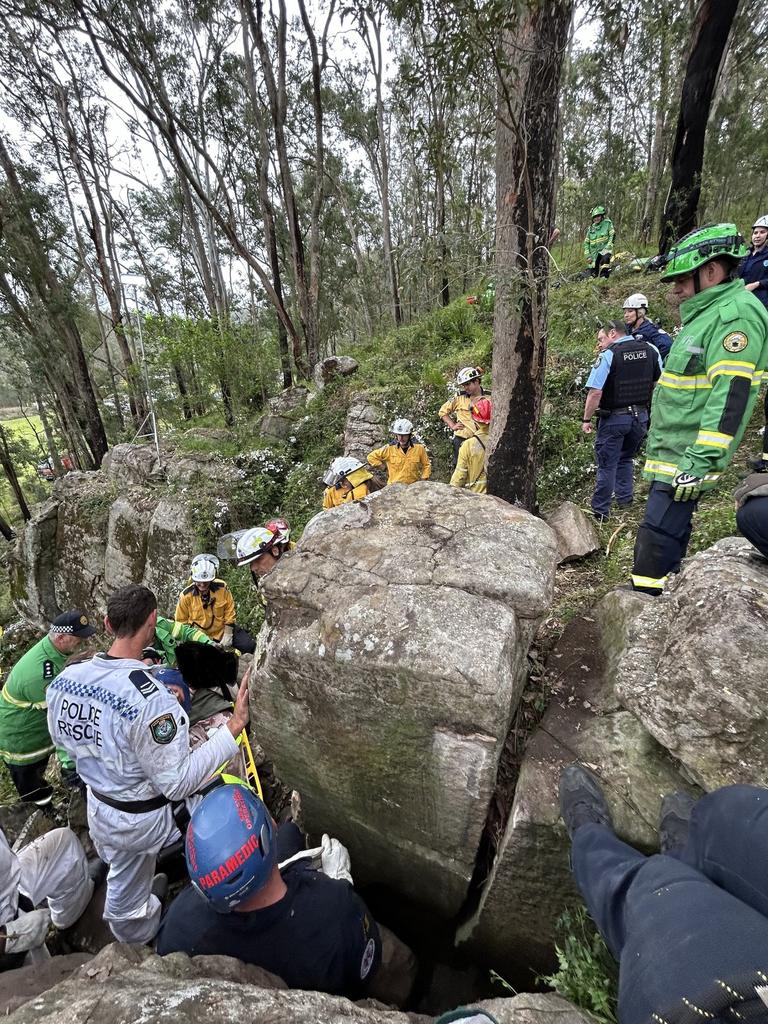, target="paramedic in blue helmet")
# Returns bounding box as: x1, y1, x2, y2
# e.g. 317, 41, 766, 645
156, 783, 382, 999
